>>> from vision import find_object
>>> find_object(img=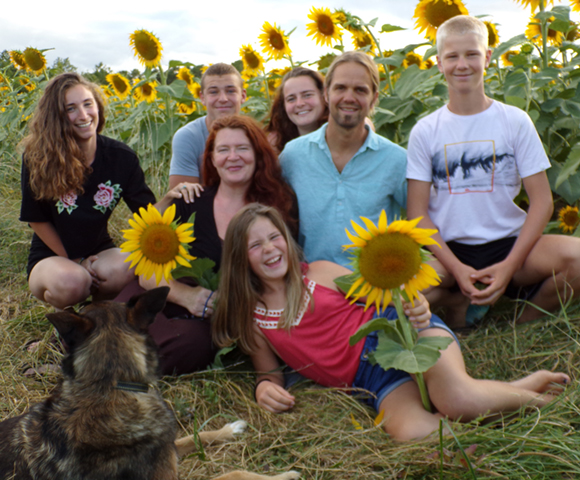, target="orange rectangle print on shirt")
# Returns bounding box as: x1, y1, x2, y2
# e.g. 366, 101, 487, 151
442, 140, 499, 194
